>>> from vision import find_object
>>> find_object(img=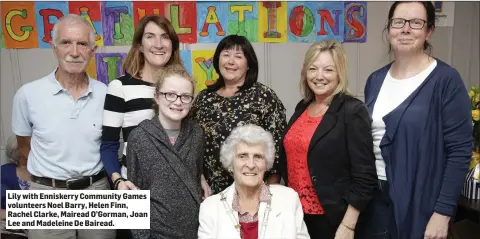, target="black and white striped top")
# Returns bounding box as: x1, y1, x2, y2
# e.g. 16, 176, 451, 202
101, 73, 155, 177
